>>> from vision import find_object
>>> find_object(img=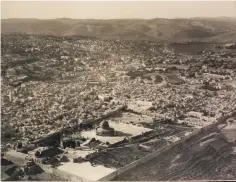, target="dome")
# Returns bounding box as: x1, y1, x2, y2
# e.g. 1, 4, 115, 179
96, 121, 115, 136
100, 120, 110, 129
